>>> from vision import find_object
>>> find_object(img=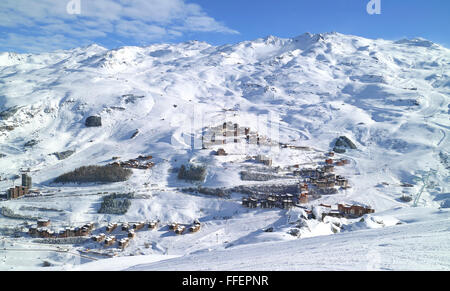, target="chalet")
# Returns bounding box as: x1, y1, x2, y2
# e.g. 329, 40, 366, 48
328, 152, 335, 157
128, 229, 136, 239
80, 227, 90, 236
92, 233, 106, 243
169, 223, 179, 231
121, 223, 130, 231
323, 165, 335, 173
37, 219, 51, 228
325, 159, 334, 165
118, 238, 130, 249
132, 222, 145, 231
338, 204, 375, 217
175, 226, 186, 235
106, 223, 118, 233
189, 223, 201, 233
83, 222, 95, 231
104, 236, 116, 247
148, 221, 158, 230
